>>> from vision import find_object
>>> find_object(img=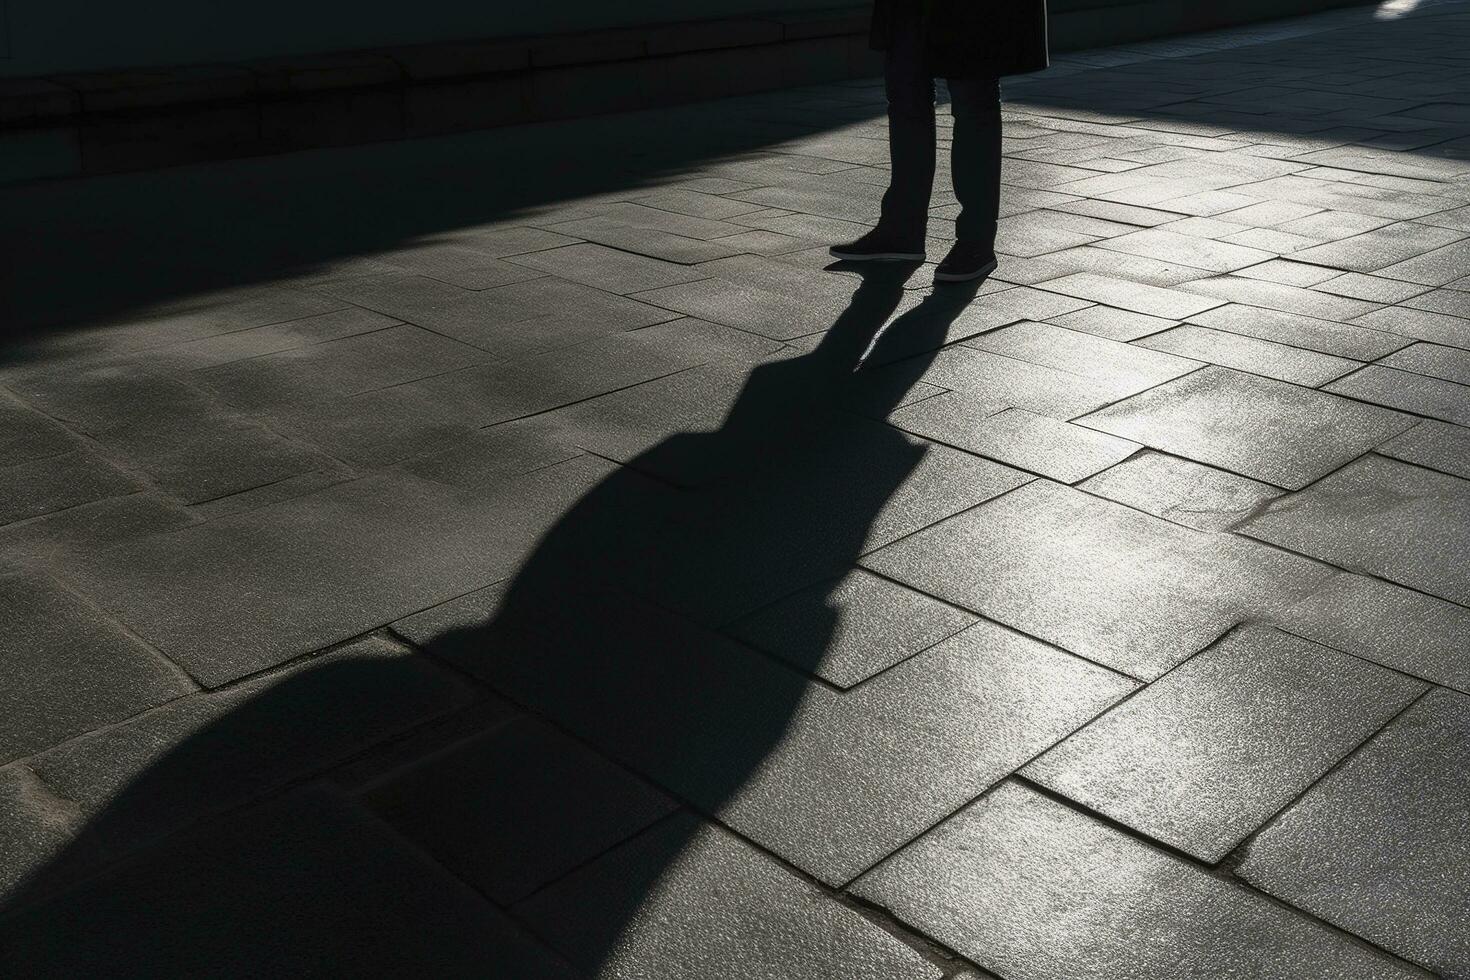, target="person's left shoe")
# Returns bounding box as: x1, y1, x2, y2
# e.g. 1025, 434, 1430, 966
934, 242, 999, 283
